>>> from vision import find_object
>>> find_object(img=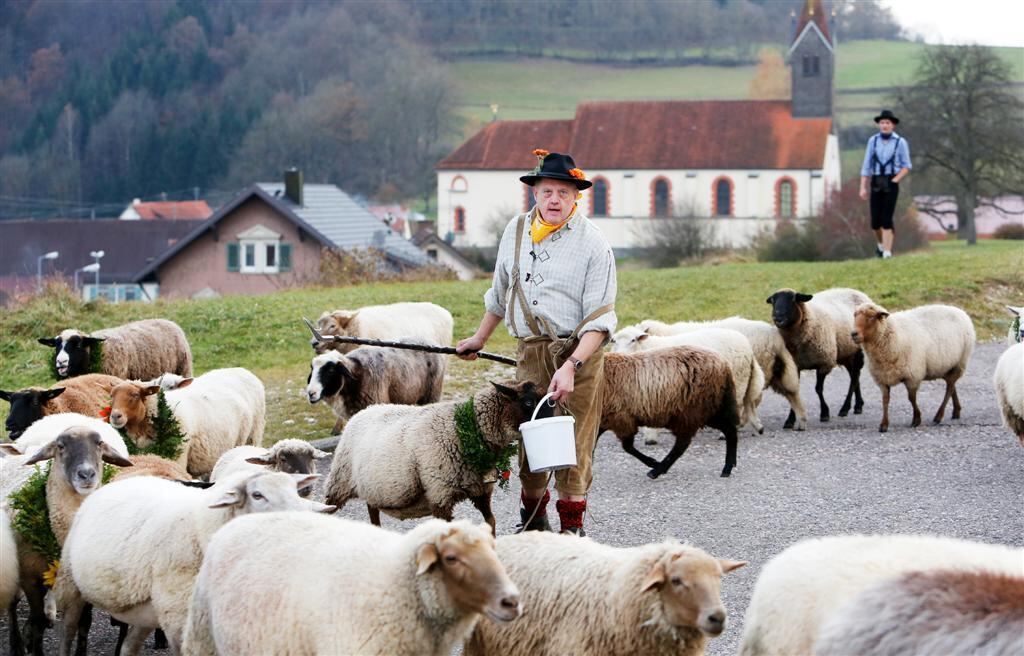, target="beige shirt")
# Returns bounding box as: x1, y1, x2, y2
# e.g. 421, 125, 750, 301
484, 210, 618, 339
